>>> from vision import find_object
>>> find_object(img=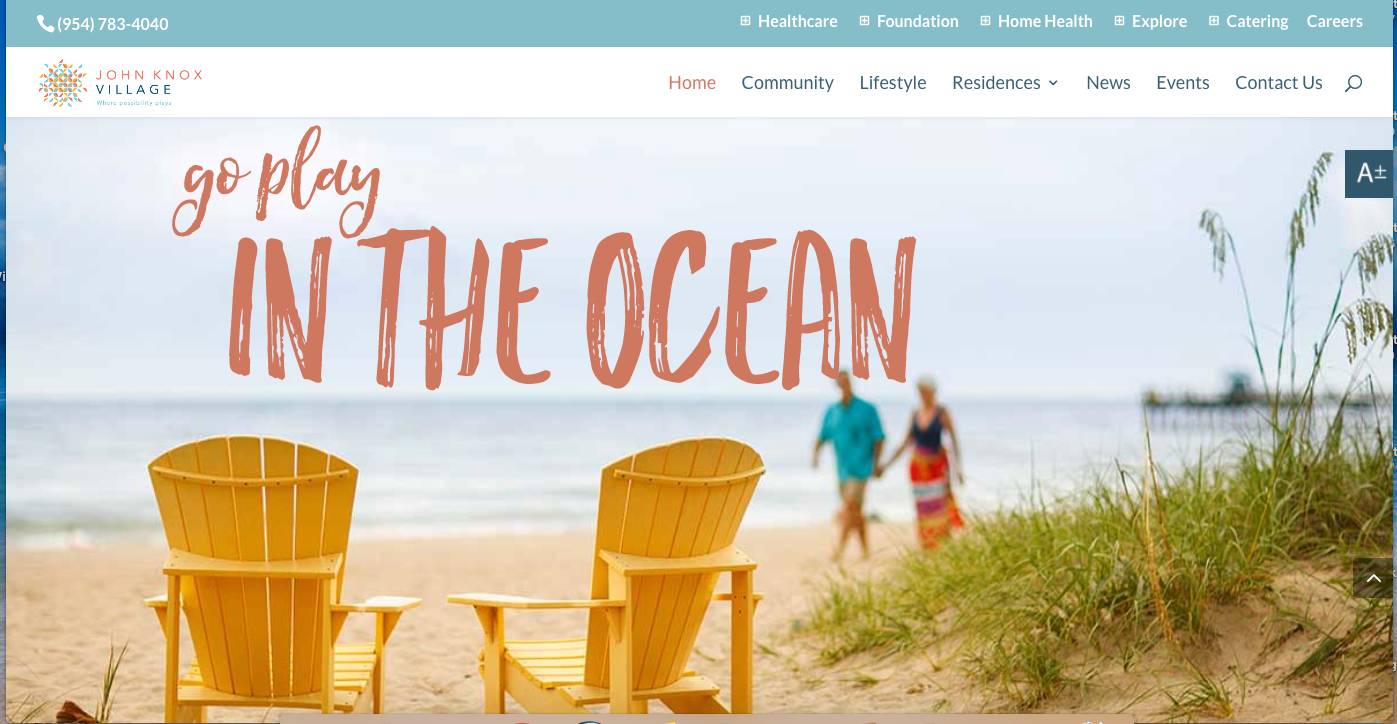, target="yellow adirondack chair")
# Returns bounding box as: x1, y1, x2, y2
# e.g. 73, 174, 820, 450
143, 436, 421, 721
448, 437, 764, 714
